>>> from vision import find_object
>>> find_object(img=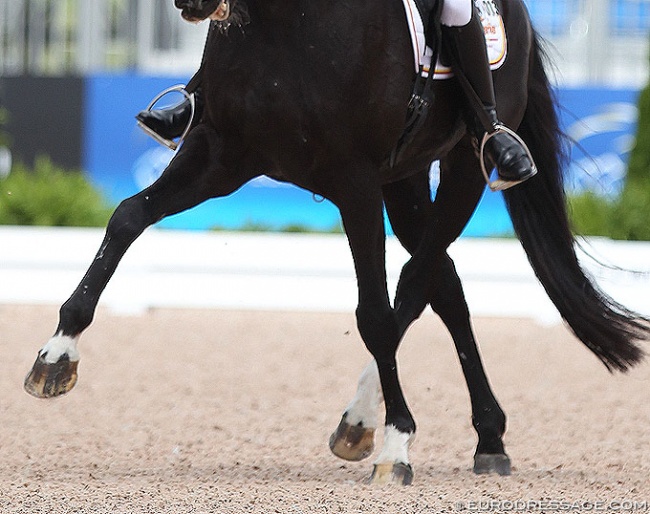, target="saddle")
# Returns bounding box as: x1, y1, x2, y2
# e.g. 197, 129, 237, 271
390, 0, 506, 166
410, 0, 440, 49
